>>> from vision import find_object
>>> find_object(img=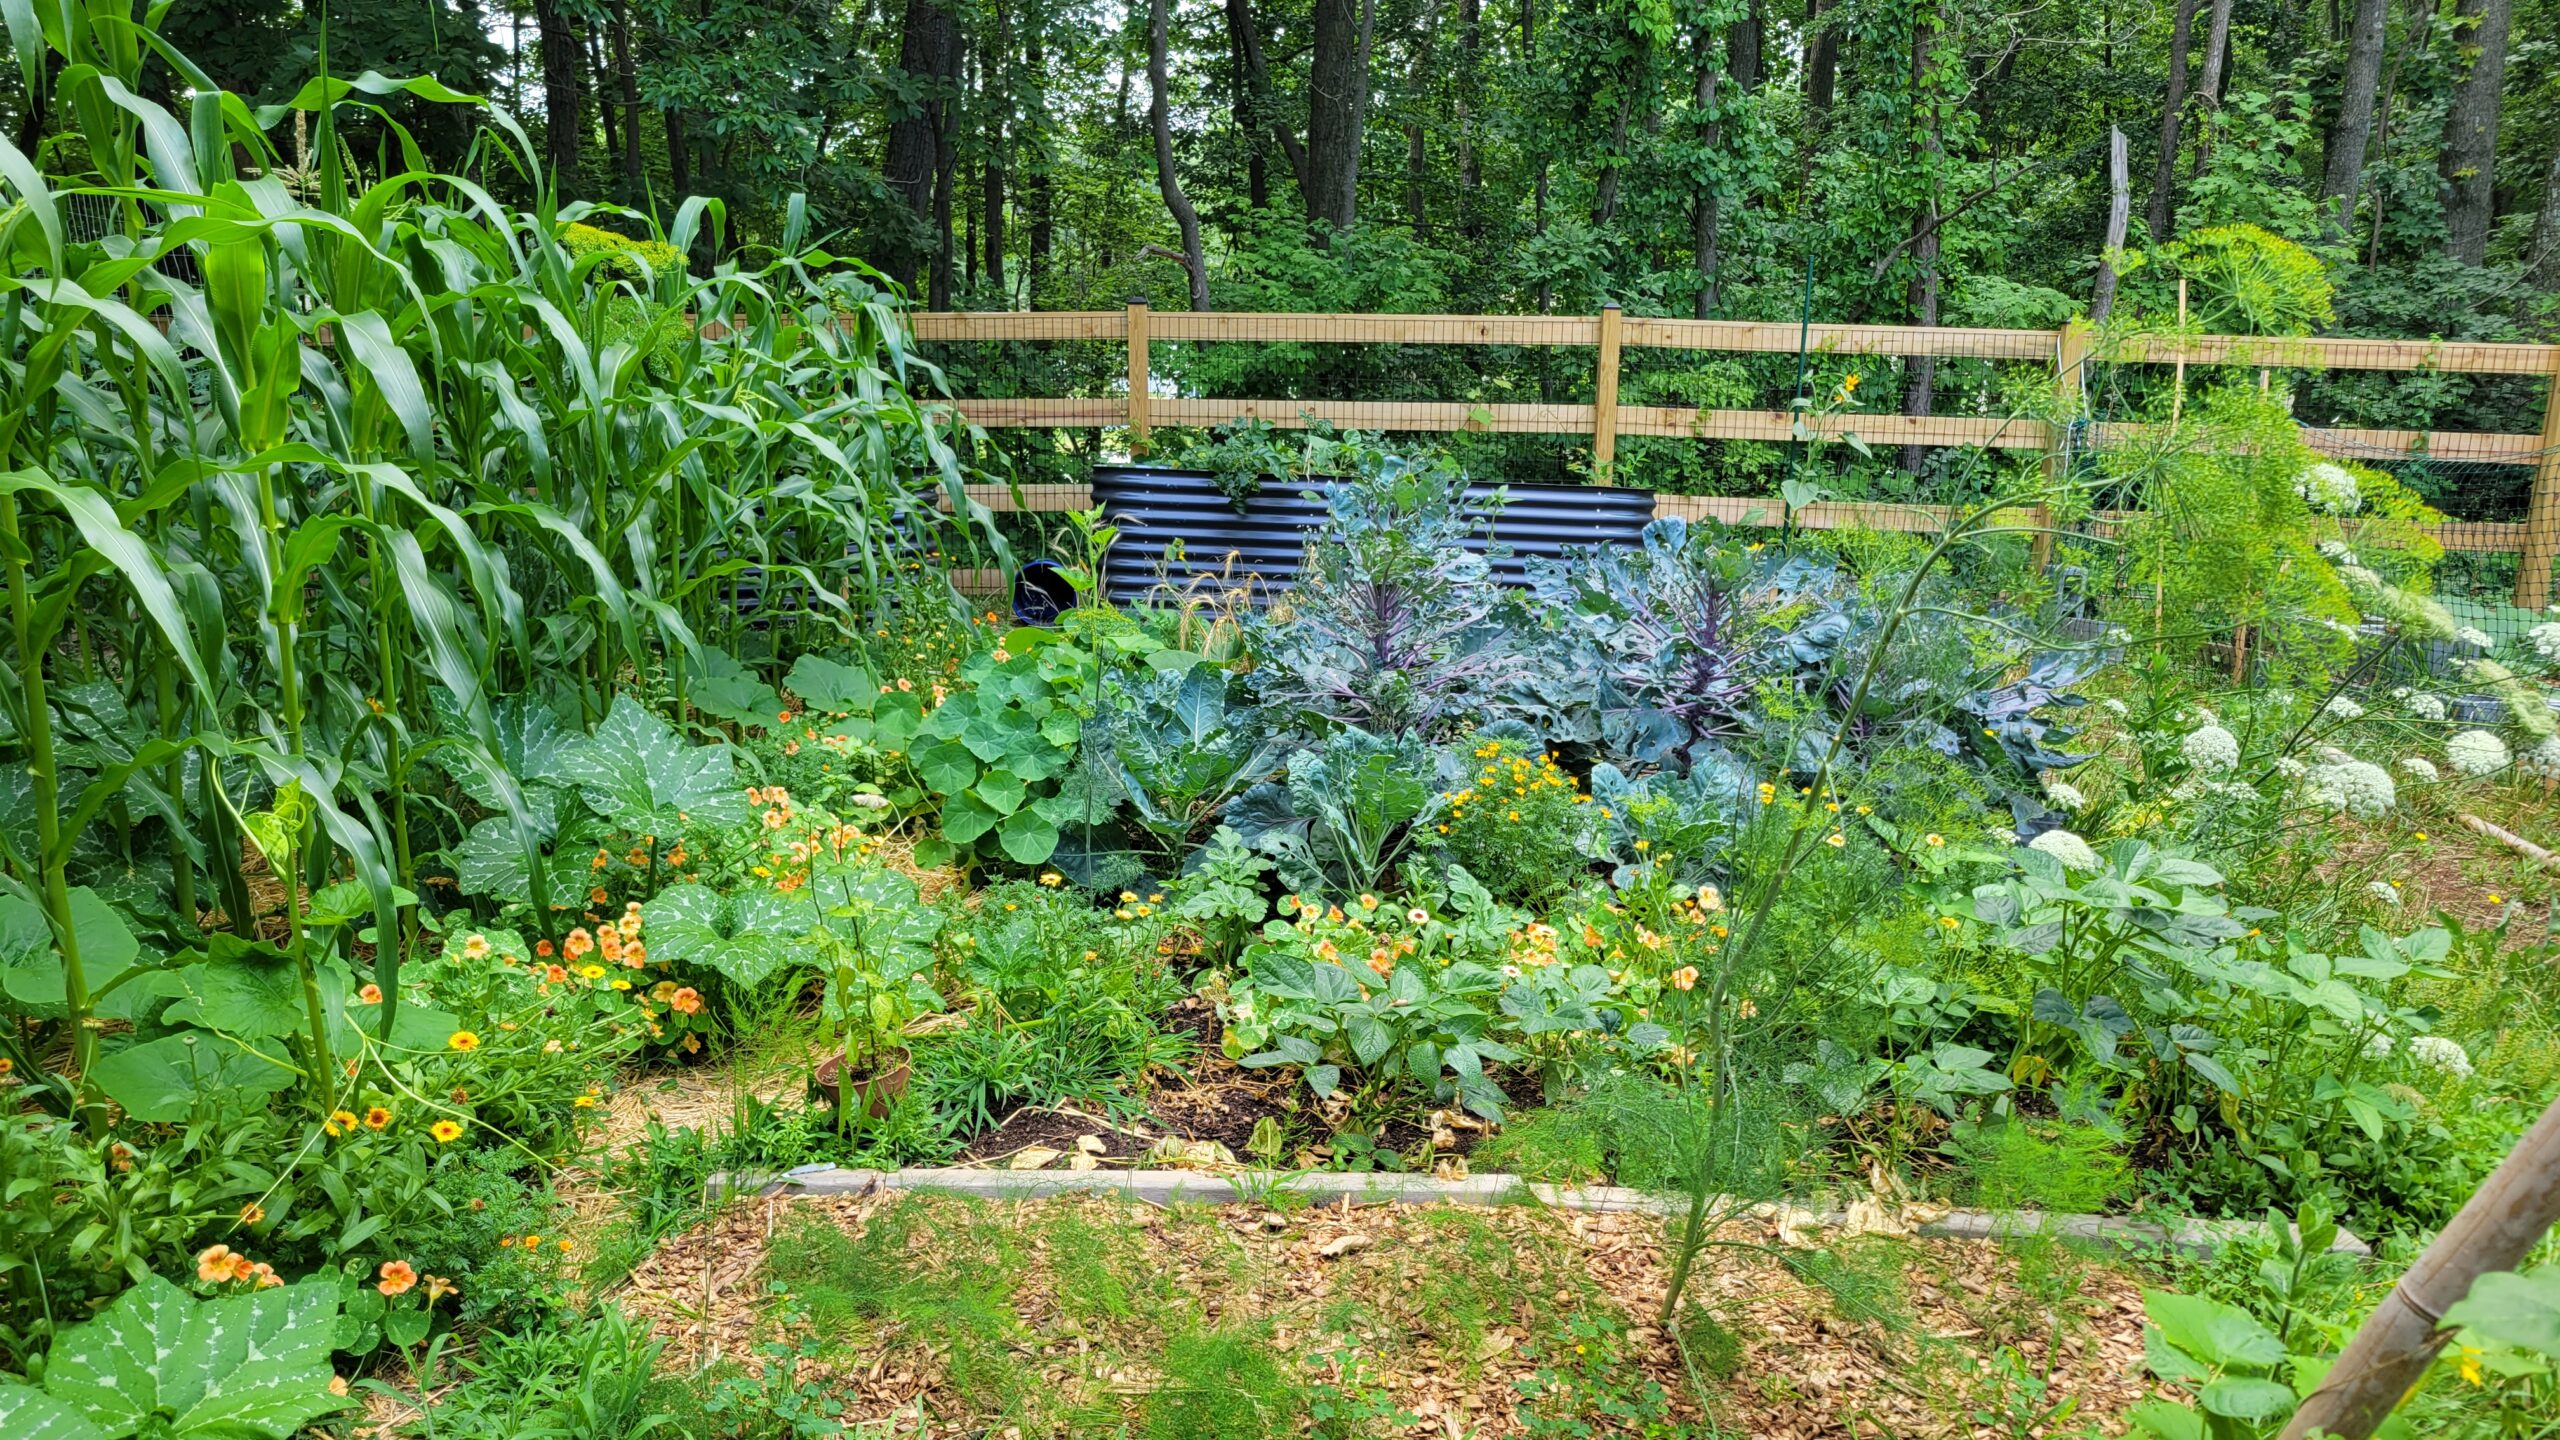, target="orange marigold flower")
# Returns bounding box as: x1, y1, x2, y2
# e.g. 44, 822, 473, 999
377, 1260, 418, 1296
364, 1106, 393, 1130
